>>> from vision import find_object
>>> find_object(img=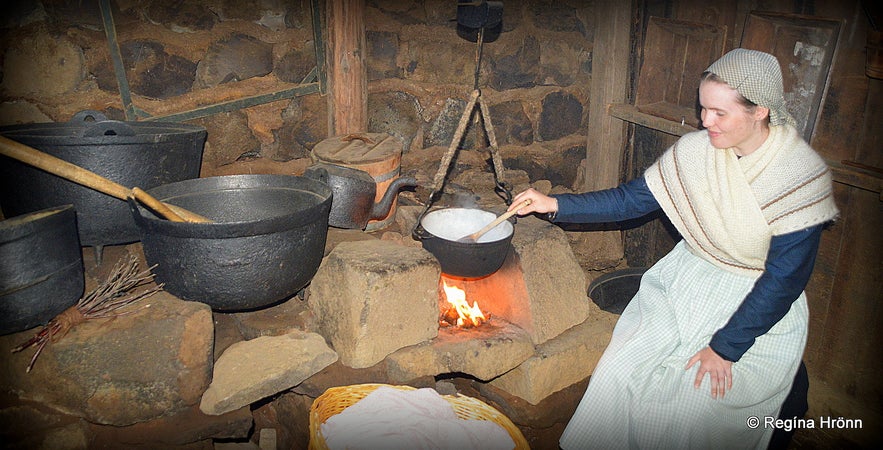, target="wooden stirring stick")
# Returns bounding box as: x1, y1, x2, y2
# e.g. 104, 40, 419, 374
459, 198, 532, 243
